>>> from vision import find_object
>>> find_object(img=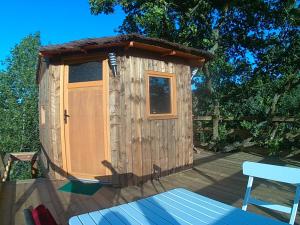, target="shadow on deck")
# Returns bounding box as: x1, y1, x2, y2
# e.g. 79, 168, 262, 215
0, 150, 299, 225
